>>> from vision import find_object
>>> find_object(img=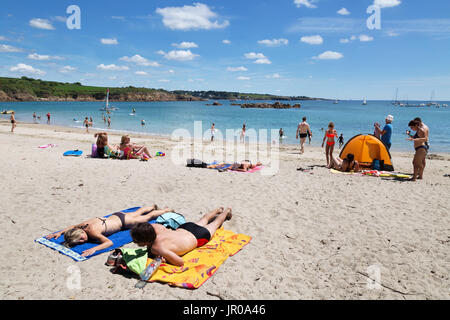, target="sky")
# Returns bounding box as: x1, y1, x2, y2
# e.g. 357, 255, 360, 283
1, 0, 450, 100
